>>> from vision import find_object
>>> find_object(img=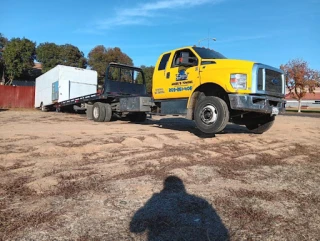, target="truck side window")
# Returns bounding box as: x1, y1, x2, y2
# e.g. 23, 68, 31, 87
172, 49, 197, 68
158, 53, 170, 70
